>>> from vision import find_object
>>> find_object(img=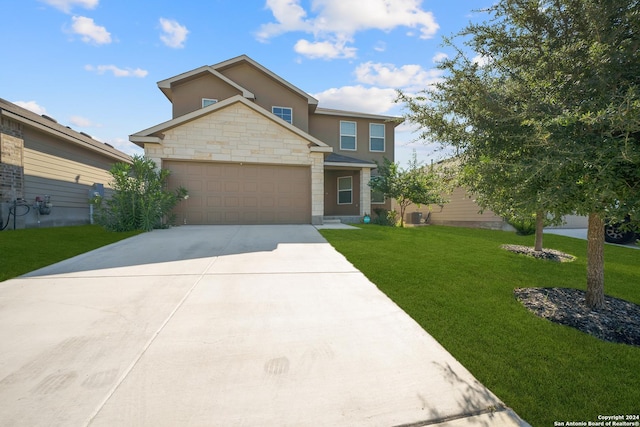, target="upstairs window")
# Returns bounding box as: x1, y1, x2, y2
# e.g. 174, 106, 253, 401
370, 123, 385, 152
340, 121, 357, 151
272, 106, 293, 124
202, 98, 218, 108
